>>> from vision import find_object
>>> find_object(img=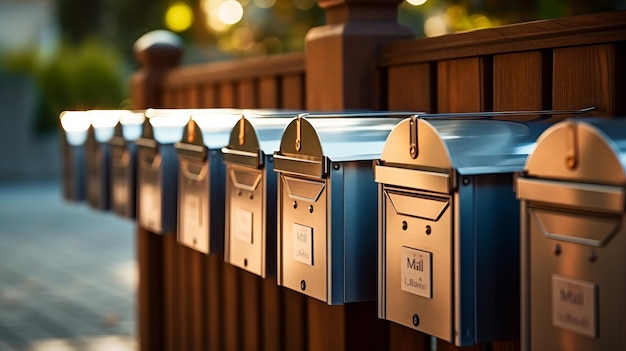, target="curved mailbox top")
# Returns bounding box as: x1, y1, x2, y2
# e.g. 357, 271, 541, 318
174, 114, 242, 160
110, 110, 145, 147
274, 114, 408, 177
380, 117, 551, 175
525, 118, 626, 186
60, 111, 90, 146
222, 117, 295, 168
